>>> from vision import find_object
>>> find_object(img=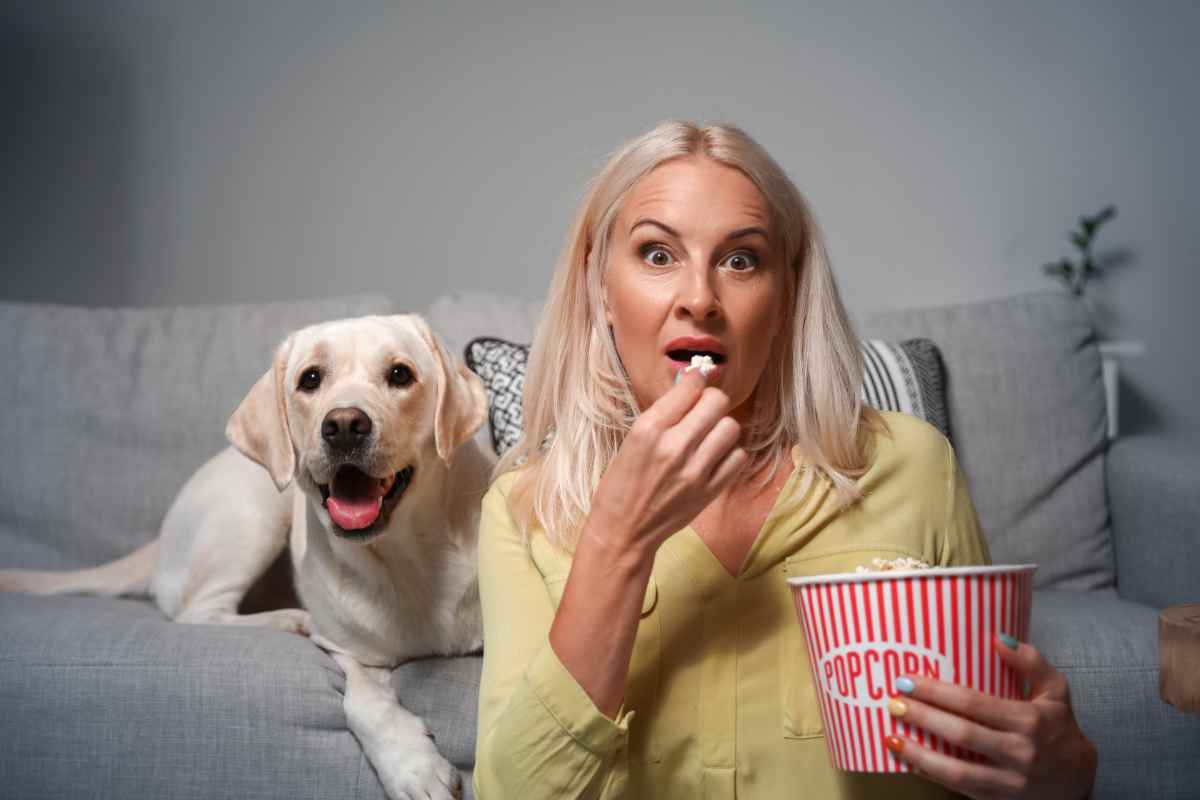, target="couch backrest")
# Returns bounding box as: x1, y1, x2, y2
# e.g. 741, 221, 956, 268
857, 291, 1112, 589
428, 289, 1114, 592
0, 294, 396, 569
